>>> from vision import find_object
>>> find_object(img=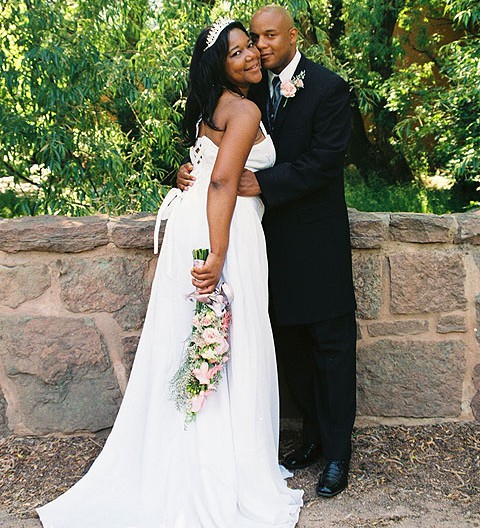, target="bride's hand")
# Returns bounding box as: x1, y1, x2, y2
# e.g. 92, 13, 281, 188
191, 253, 224, 294
177, 162, 195, 191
